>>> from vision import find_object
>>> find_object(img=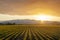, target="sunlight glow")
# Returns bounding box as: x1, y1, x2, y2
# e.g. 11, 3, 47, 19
35, 14, 53, 21
0, 14, 60, 22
